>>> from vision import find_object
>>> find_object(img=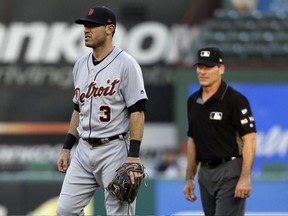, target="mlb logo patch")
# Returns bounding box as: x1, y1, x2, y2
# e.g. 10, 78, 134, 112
210, 112, 223, 120
200, 51, 210, 57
